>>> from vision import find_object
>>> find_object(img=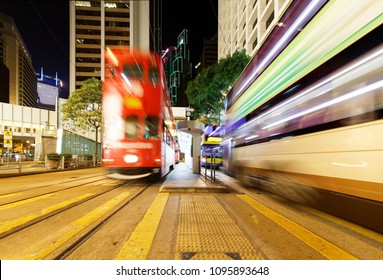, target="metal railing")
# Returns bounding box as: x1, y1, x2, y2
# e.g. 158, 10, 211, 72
201, 154, 217, 183
45, 156, 98, 170
0, 156, 100, 177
